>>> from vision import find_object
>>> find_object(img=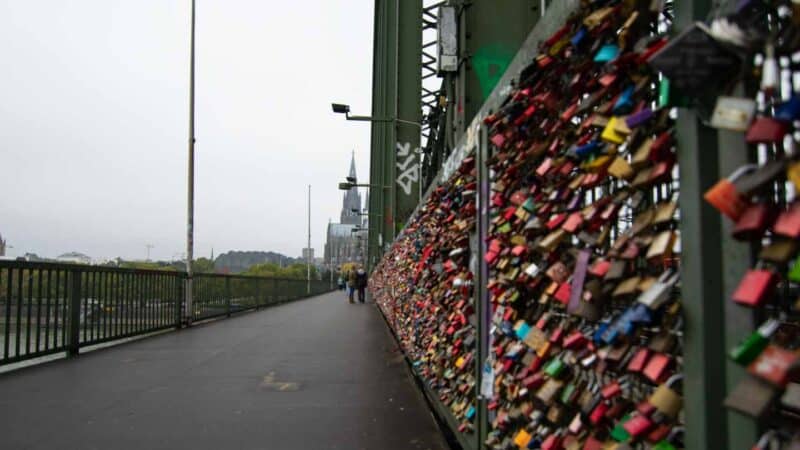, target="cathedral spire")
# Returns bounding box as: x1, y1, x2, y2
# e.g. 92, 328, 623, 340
340, 151, 362, 225
349, 150, 357, 180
